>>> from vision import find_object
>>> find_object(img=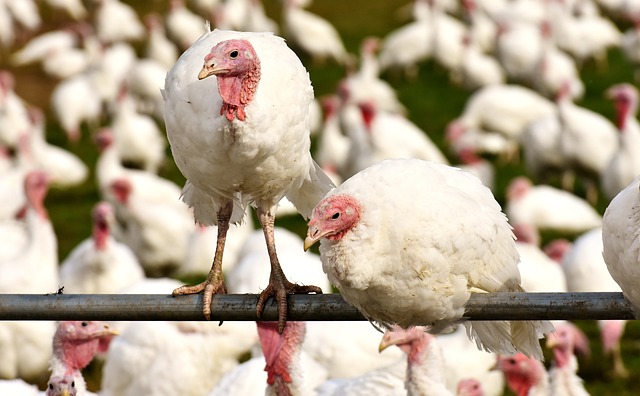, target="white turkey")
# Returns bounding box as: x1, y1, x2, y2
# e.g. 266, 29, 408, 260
305, 158, 553, 359
0, 171, 58, 383
108, 177, 194, 276
379, 326, 453, 396
108, 88, 166, 173
492, 353, 550, 395
24, 107, 89, 189
162, 29, 335, 331
226, 227, 332, 294
144, 13, 179, 69
100, 320, 257, 396
0, 70, 32, 147
47, 321, 118, 396
340, 100, 449, 178
546, 322, 590, 396
556, 81, 619, 203
338, 39, 407, 115
601, 83, 640, 202
209, 321, 328, 396
561, 226, 629, 378
446, 84, 556, 161
93, 0, 145, 44
377, 4, 433, 77
282, 0, 349, 64
505, 176, 602, 235
59, 201, 145, 294
532, 21, 584, 100
314, 95, 350, 176
603, 176, 640, 321
436, 326, 504, 396
166, 0, 208, 50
